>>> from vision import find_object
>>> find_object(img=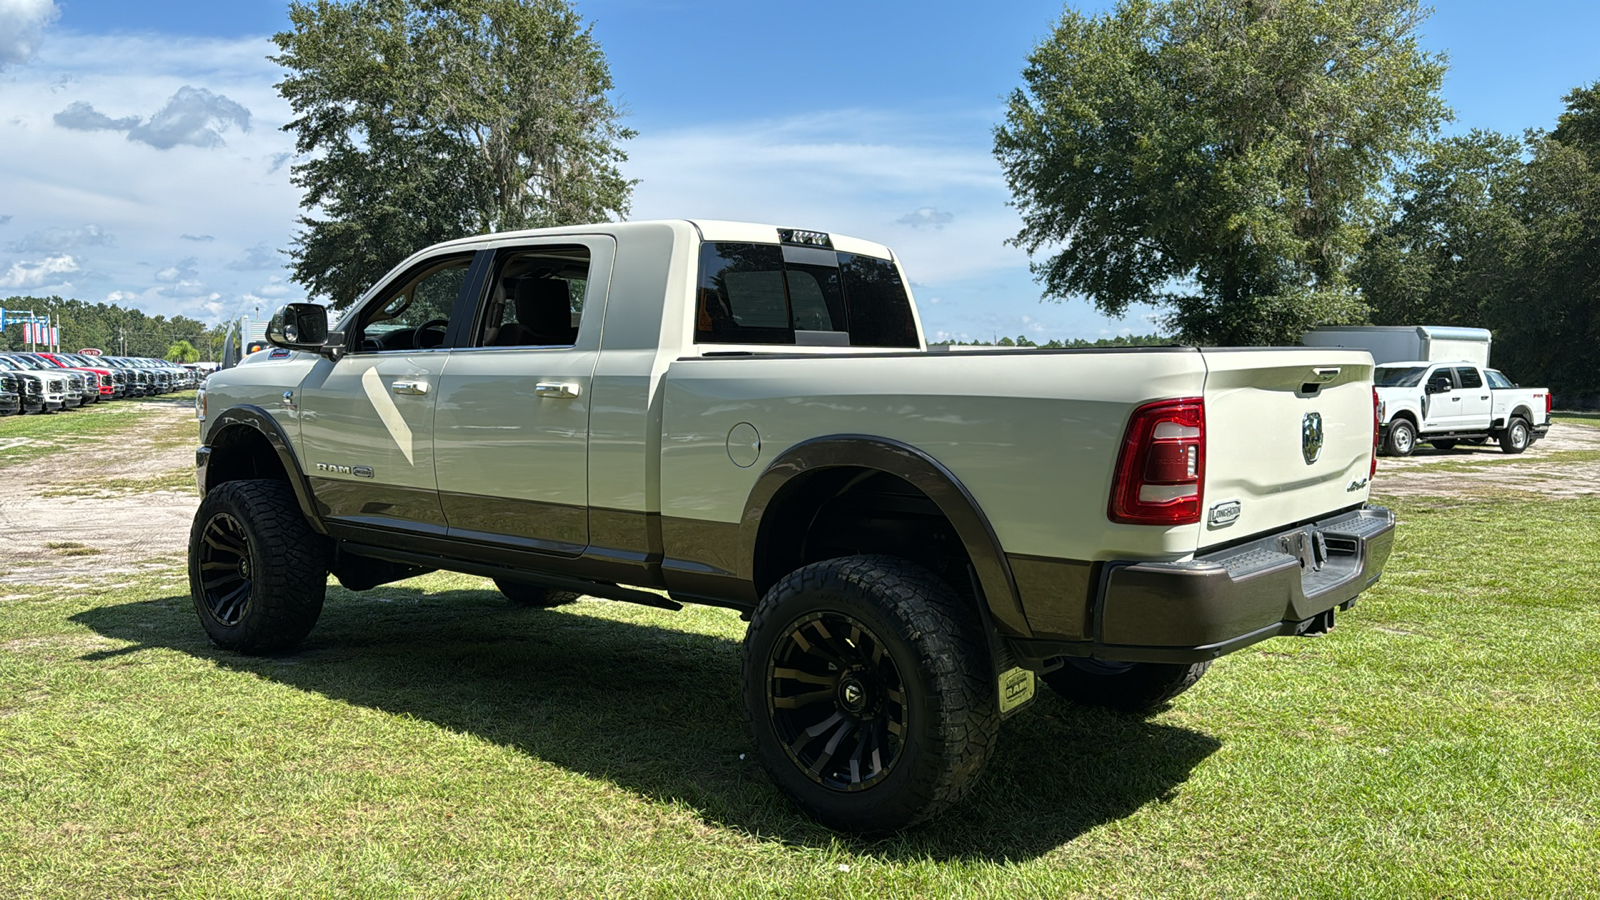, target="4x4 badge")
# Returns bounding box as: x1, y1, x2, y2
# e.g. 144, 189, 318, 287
1302, 412, 1324, 465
